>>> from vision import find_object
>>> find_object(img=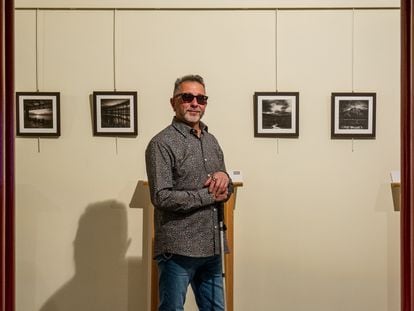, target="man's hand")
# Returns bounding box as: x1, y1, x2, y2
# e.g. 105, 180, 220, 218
204, 171, 229, 202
